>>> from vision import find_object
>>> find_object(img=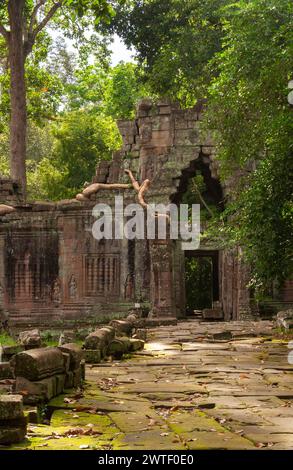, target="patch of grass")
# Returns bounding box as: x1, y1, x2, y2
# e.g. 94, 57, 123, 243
0, 331, 17, 346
